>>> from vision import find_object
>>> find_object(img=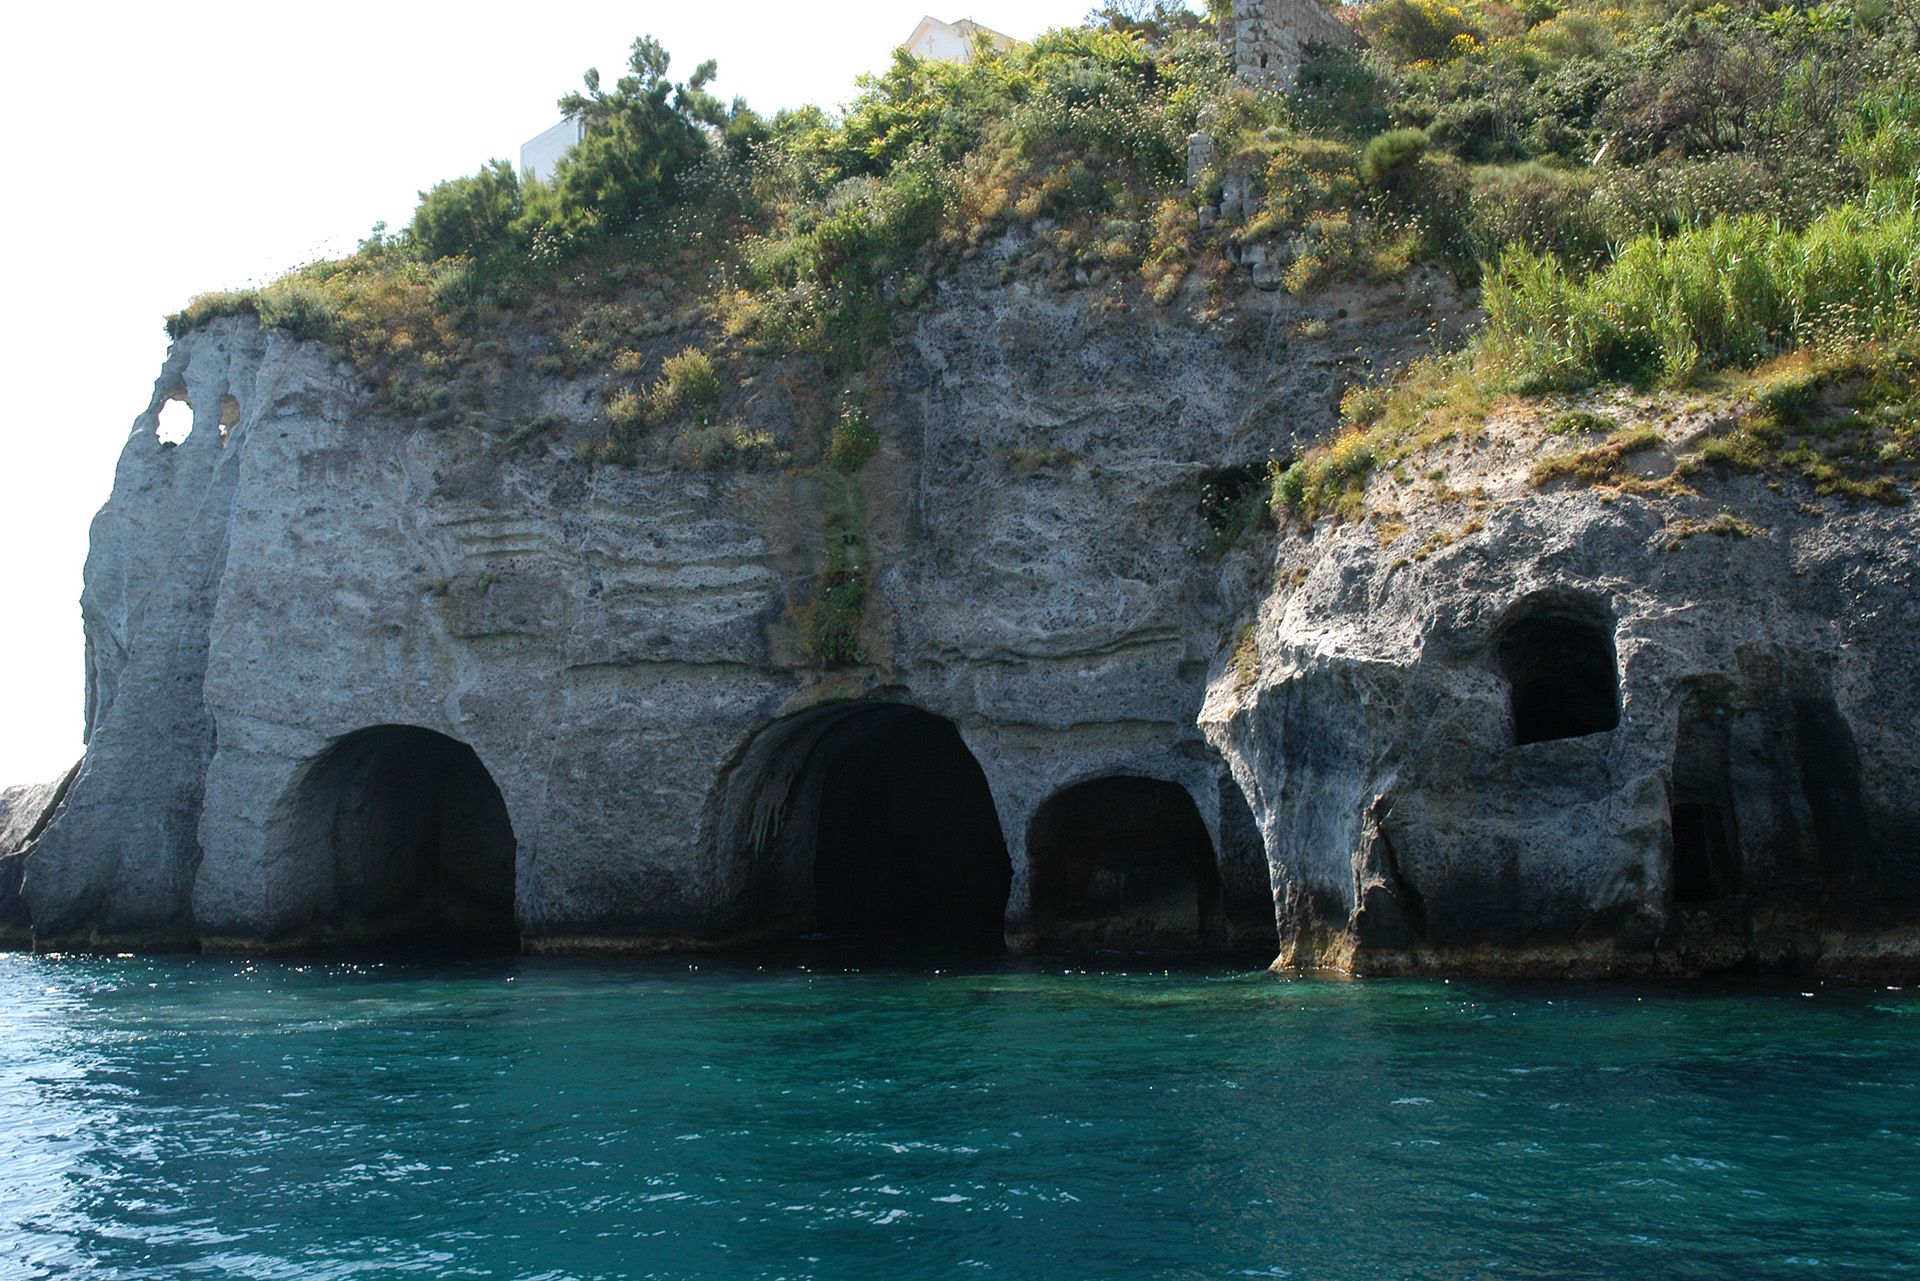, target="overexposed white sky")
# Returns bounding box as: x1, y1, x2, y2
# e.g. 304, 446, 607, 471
0, 0, 1132, 787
